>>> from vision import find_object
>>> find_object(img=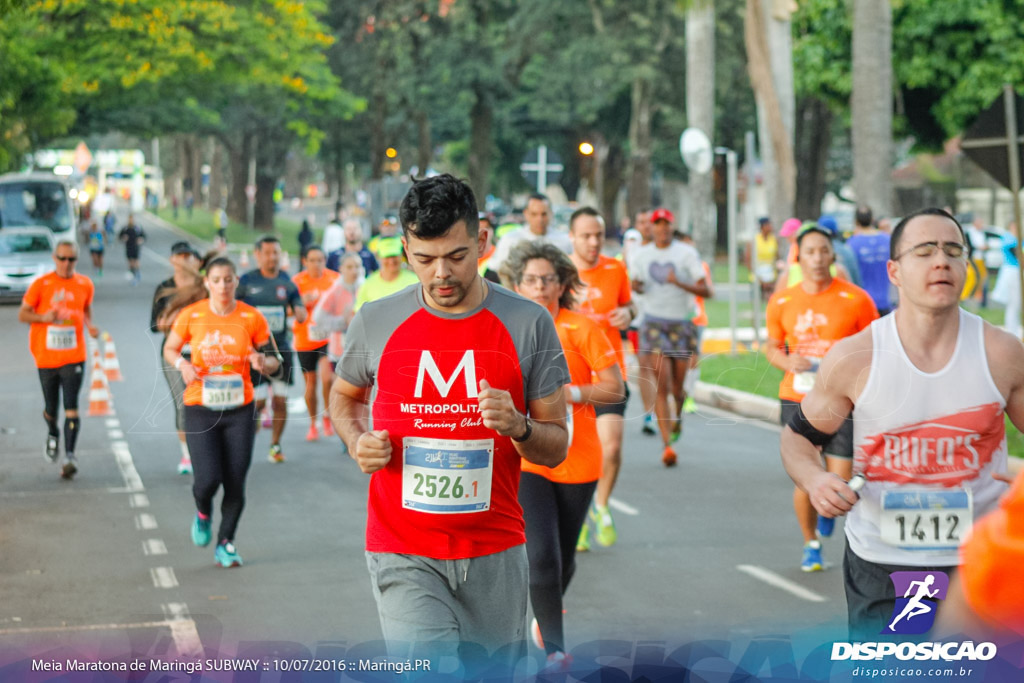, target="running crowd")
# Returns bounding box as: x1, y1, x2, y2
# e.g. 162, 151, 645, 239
17, 176, 1024, 671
